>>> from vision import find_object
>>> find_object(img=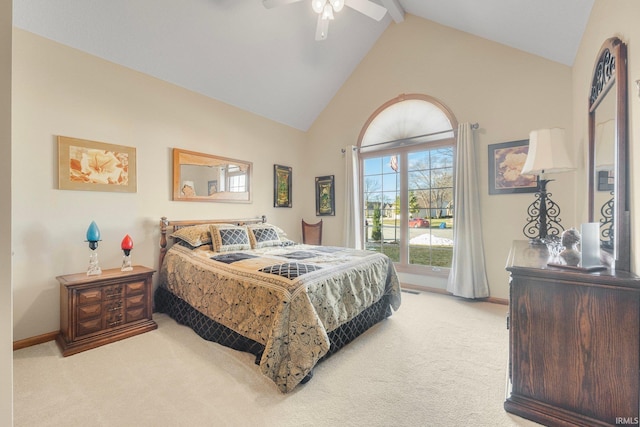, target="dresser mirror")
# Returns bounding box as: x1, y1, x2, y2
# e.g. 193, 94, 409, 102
588, 37, 630, 271
172, 148, 252, 203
